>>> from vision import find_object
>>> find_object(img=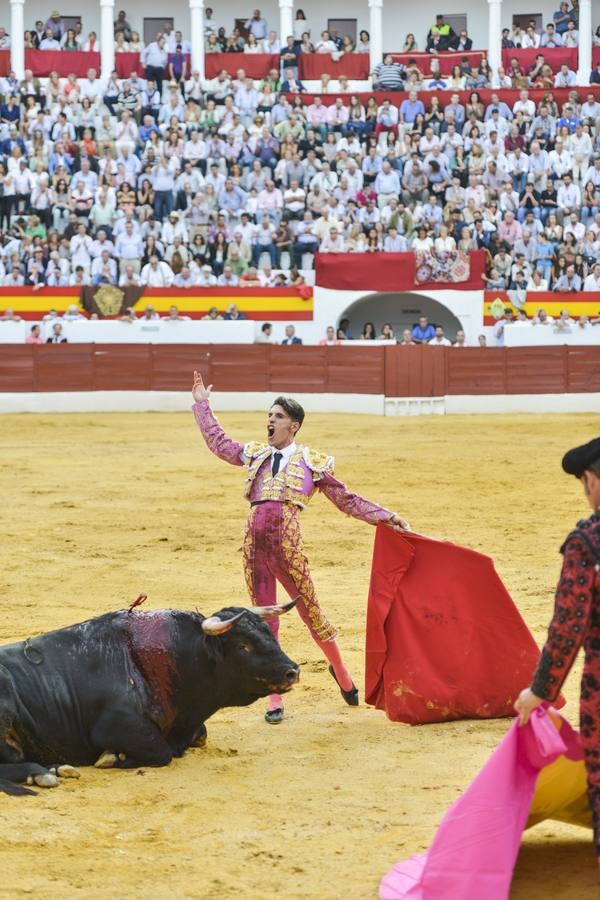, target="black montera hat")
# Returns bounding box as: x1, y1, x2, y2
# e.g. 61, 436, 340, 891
562, 438, 600, 478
